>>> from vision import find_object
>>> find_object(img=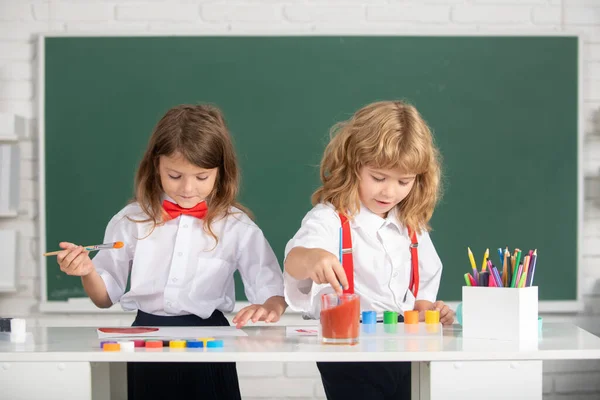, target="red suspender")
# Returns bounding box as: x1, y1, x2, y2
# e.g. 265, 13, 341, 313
339, 214, 354, 295
338, 213, 420, 298
407, 227, 420, 299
